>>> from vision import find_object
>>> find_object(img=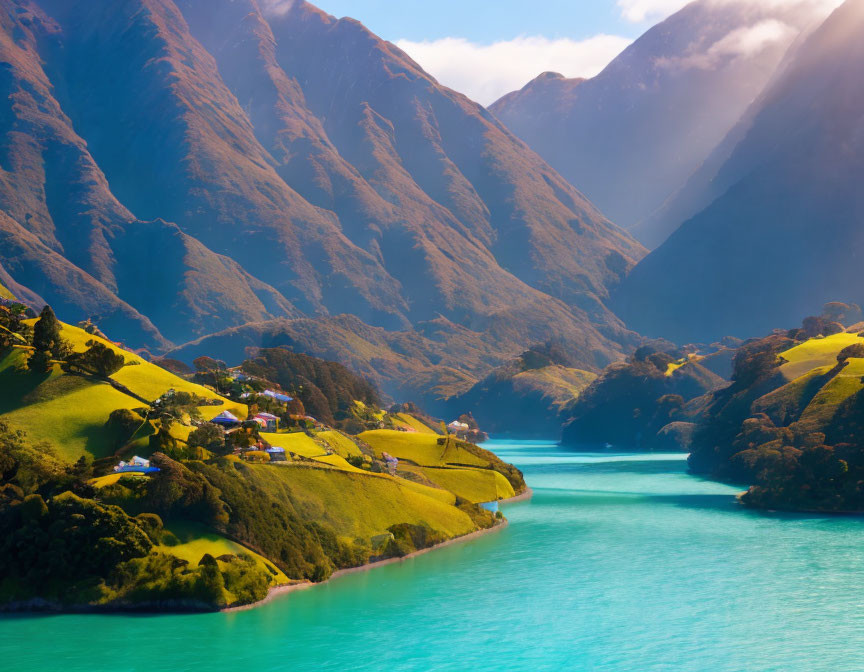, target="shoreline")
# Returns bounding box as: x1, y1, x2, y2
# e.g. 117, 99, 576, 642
224, 486, 534, 613
0, 488, 534, 616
